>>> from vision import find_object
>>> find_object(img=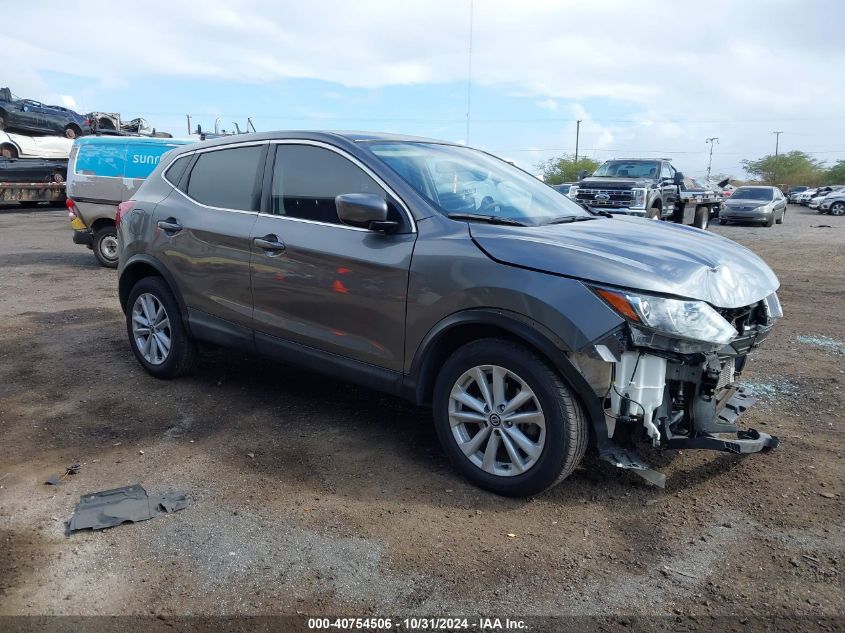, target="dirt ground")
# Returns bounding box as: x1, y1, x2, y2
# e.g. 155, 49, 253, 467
0, 204, 843, 623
